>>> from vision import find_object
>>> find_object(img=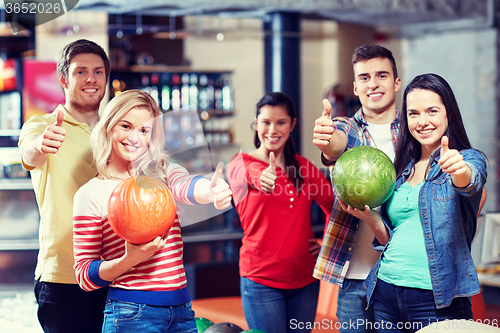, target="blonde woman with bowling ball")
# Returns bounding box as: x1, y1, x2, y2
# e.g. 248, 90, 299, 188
72, 89, 232, 333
